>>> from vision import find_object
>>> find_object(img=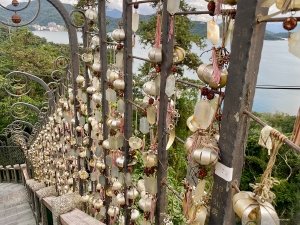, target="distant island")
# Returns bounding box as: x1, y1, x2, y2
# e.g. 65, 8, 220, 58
0, 0, 292, 40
